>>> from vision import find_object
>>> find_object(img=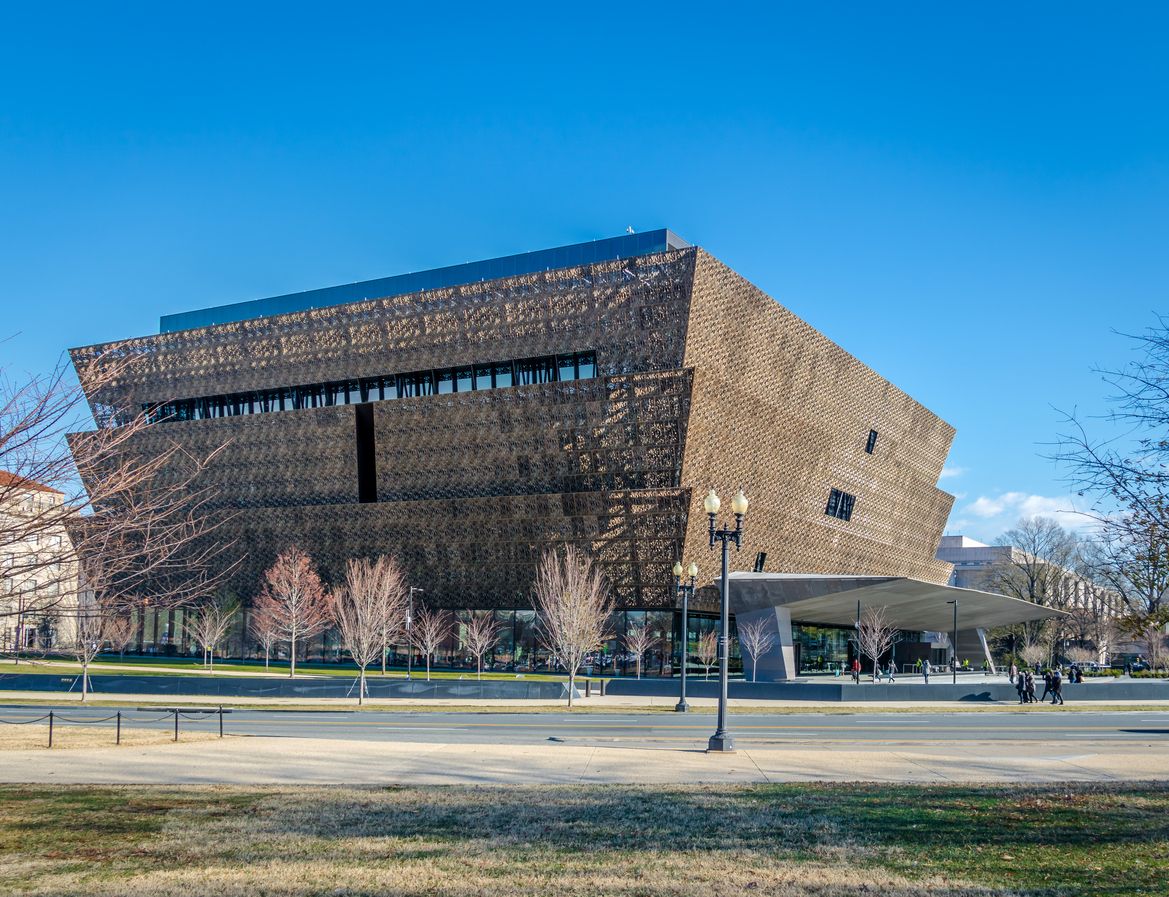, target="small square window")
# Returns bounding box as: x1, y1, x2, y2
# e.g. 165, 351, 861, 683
825, 488, 856, 522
